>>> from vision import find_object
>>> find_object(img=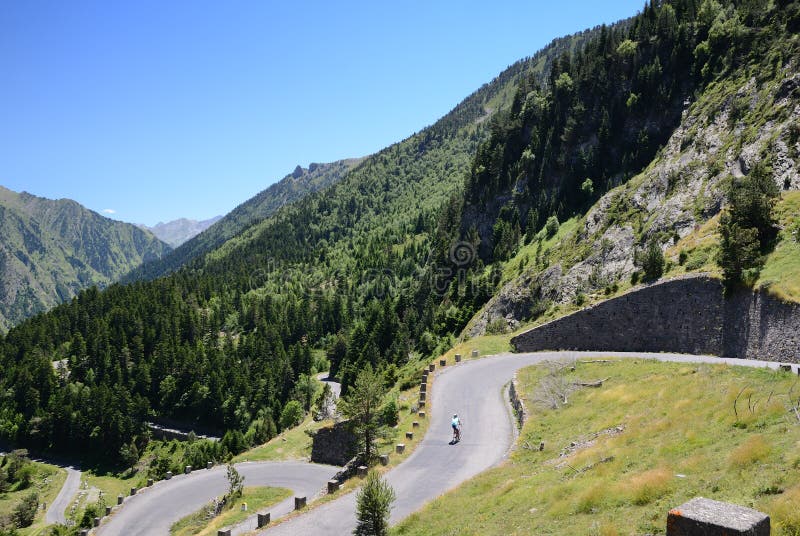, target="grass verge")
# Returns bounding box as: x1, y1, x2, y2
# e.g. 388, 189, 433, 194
170, 486, 291, 536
